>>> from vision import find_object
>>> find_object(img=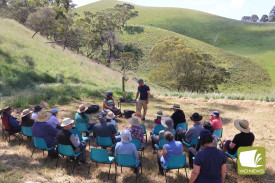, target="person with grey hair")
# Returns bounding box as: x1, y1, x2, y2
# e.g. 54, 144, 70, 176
157, 131, 183, 175
151, 117, 176, 154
